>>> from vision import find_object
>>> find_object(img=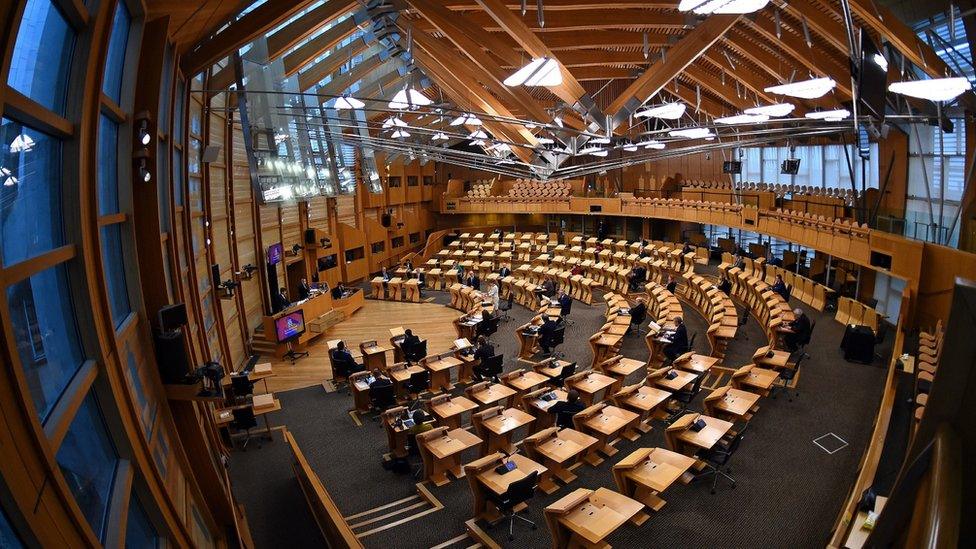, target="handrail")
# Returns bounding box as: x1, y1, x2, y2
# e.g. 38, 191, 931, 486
921, 424, 962, 547
827, 288, 910, 547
